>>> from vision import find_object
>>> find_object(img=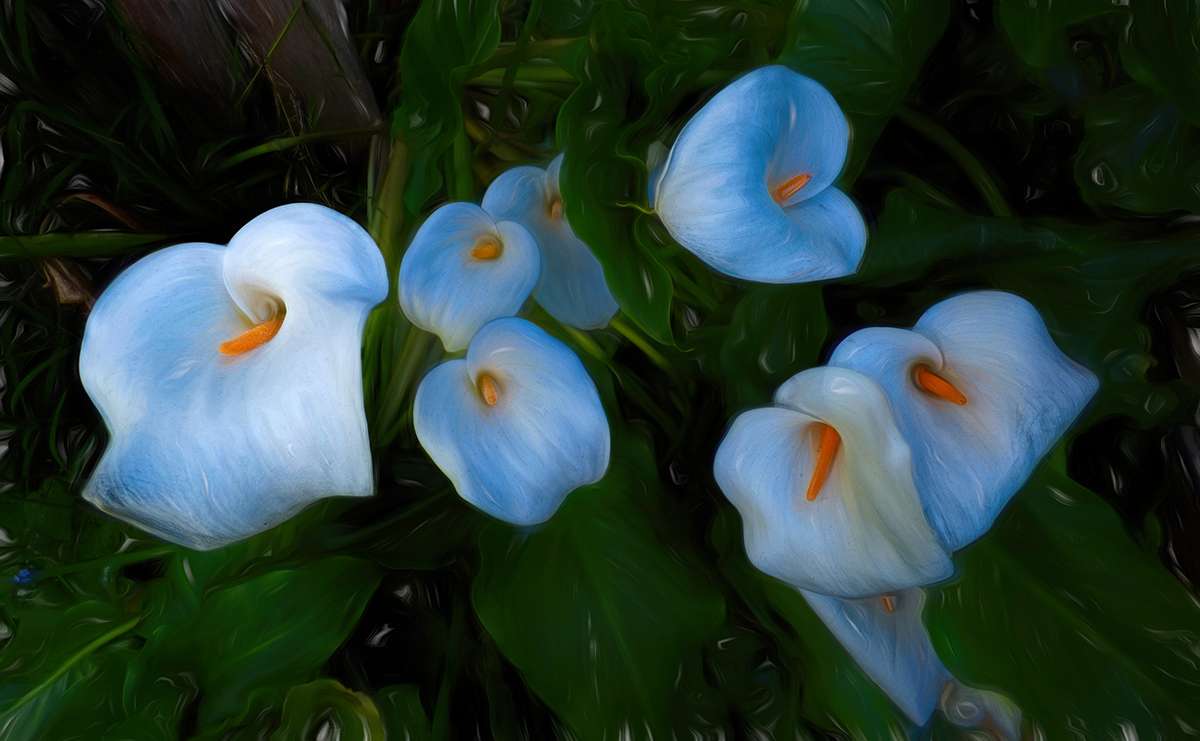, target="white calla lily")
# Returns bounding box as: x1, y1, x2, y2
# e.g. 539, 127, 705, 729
414, 317, 610, 525
481, 154, 619, 330
715, 366, 953, 600
80, 204, 388, 550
